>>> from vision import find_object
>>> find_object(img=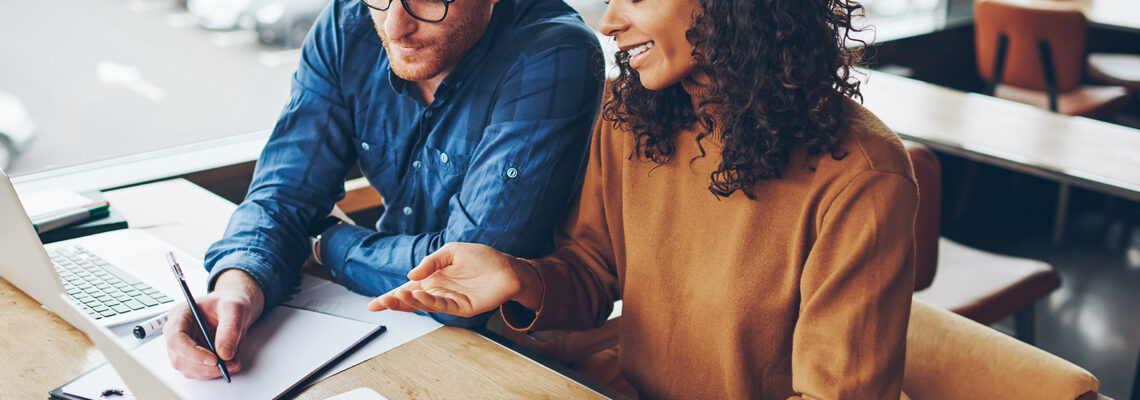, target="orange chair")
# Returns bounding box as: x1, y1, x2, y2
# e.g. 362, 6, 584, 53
906, 141, 1061, 345
974, 0, 1131, 118
969, 0, 1133, 245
